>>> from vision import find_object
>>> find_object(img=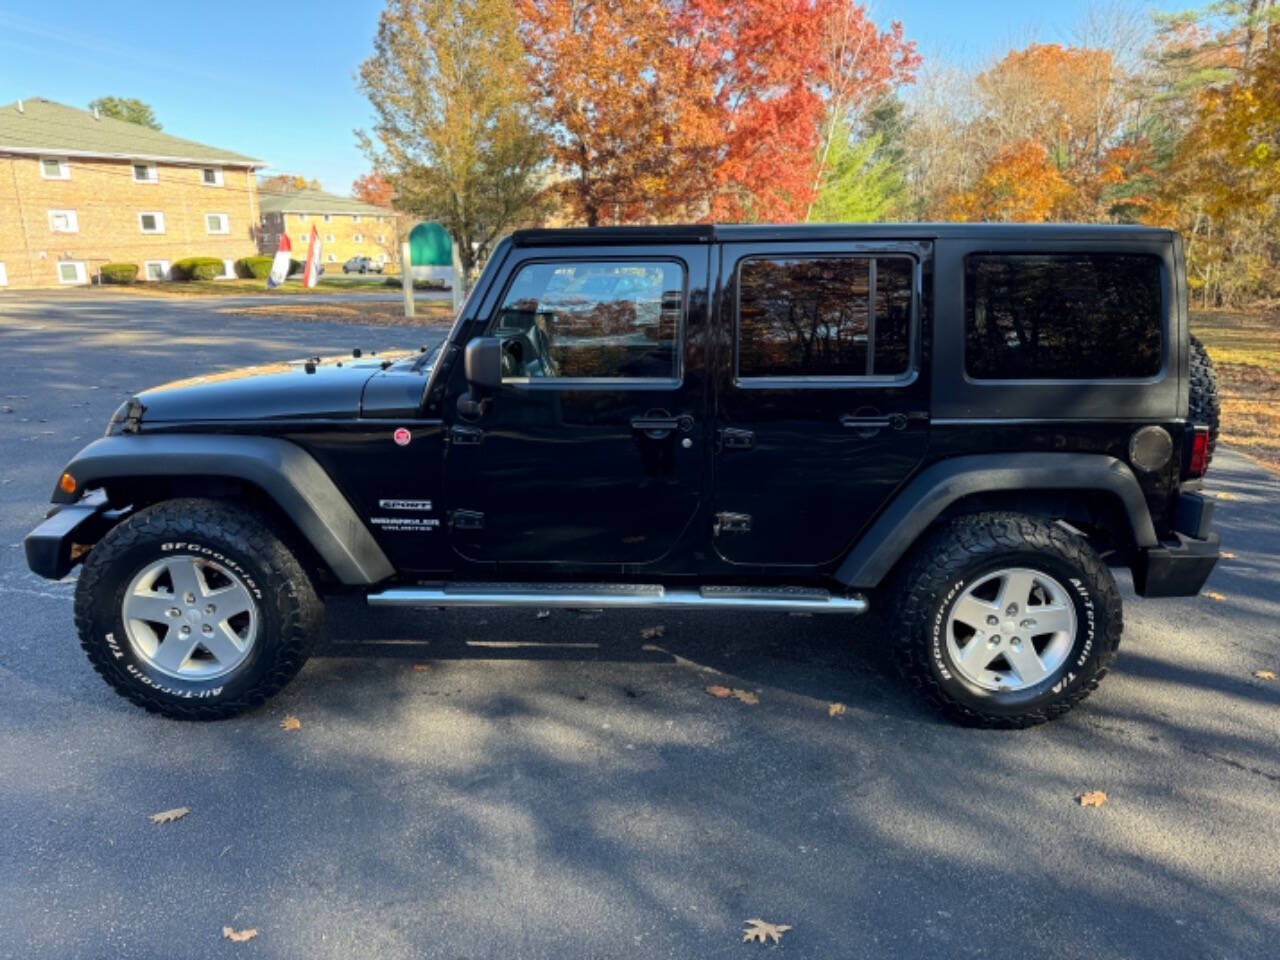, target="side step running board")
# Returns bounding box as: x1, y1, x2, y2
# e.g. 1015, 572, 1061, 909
367, 582, 867, 615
